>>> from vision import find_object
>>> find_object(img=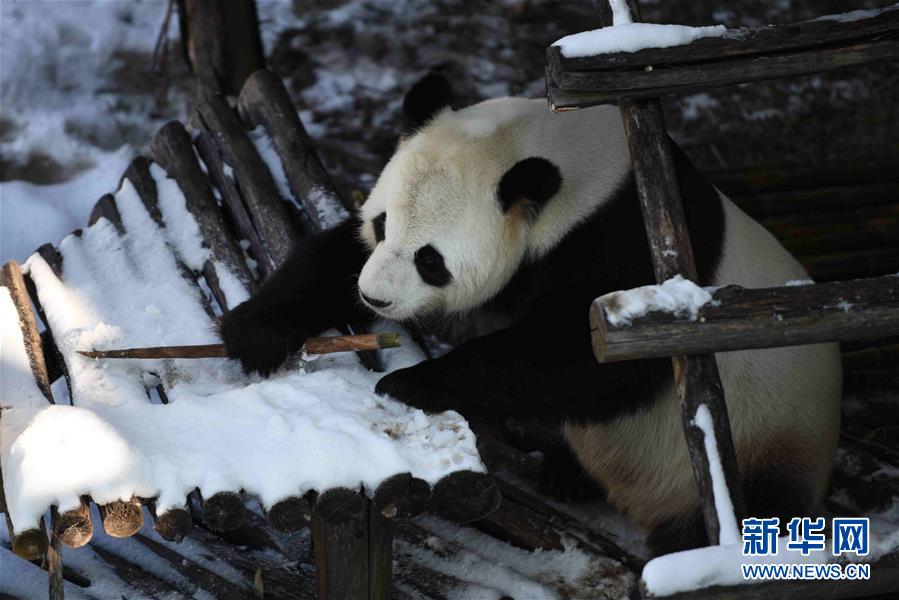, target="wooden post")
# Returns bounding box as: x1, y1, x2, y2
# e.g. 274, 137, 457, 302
48, 507, 65, 600
177, 0, 264, 96
310, 488, 391, 600
596, 0, 745, 545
